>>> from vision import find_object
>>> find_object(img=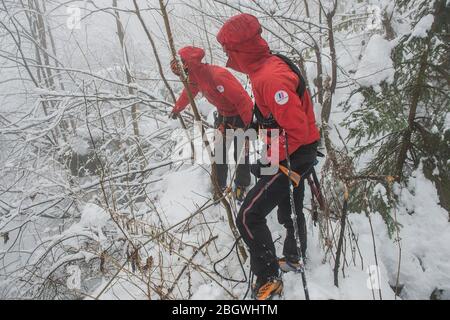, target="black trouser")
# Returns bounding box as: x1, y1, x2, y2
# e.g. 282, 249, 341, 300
214, 114, 250, 189
236, 142, 318, 279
